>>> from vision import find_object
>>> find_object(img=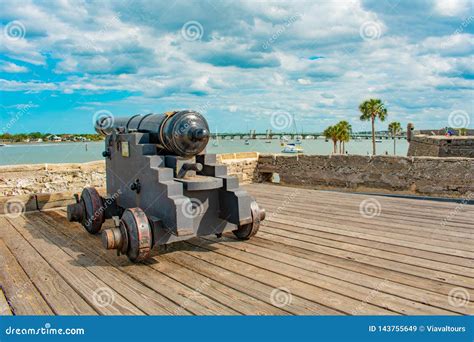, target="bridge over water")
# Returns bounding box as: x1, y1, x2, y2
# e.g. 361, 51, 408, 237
212, 131, 407, 140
